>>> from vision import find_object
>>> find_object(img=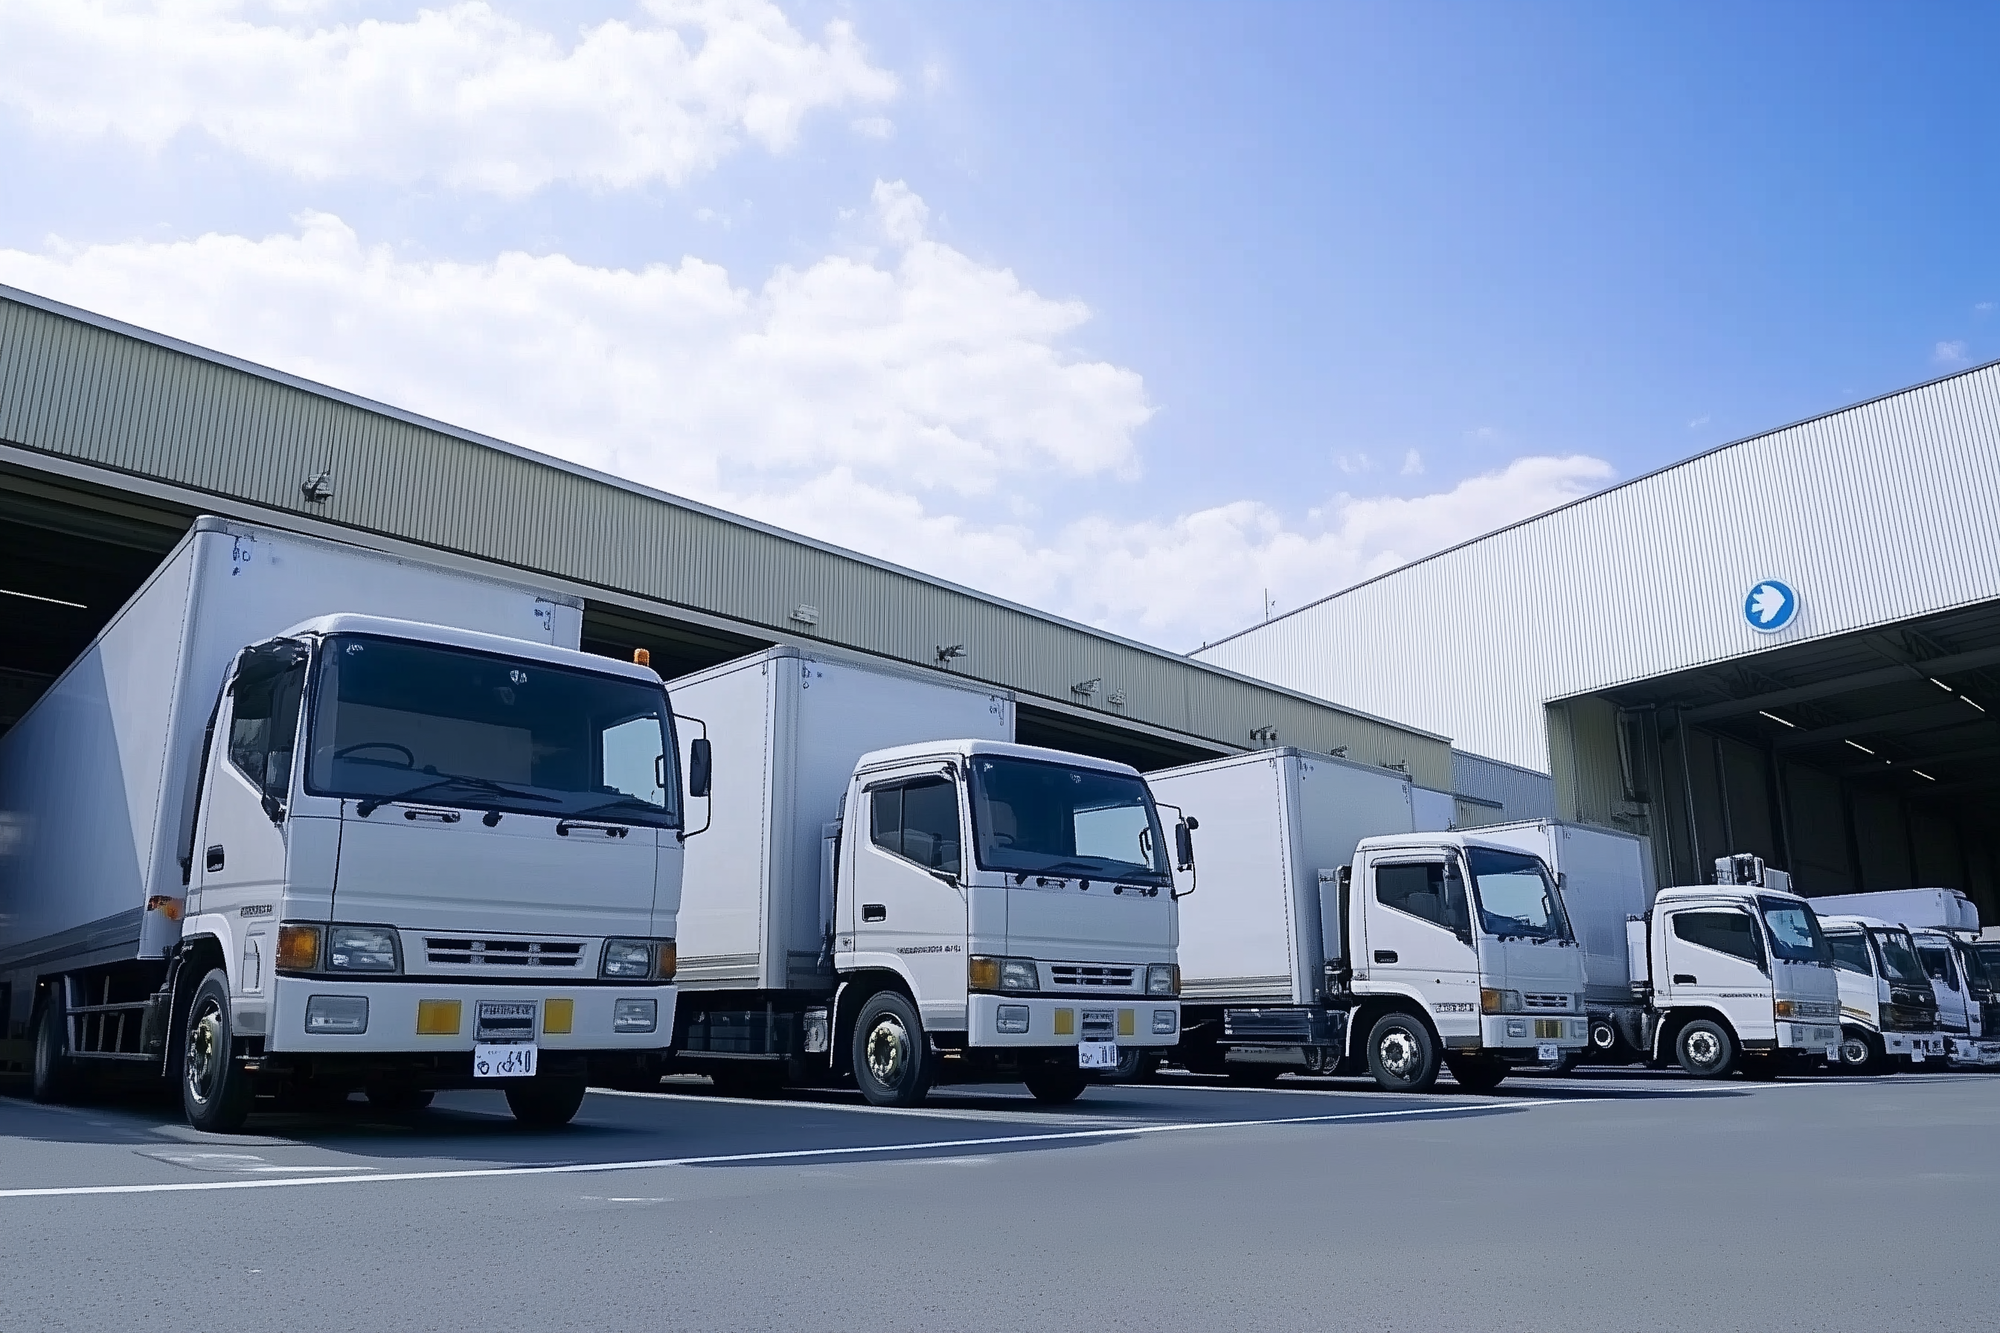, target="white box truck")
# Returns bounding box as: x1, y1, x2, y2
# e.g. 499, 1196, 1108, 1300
1145, 749, 1588, 1094
1614, 856, 1842, 1078
0, 518, 691, 1131
1811, 890, 1974, 1070
664, 647, 1184, 1107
